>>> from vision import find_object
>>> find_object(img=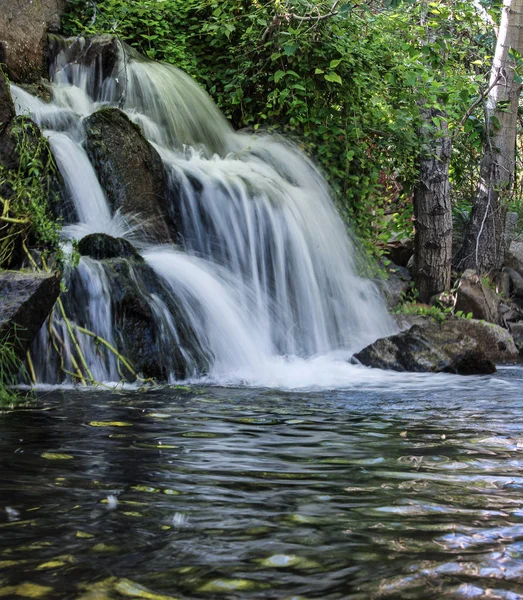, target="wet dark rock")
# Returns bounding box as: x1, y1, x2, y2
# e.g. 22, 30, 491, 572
78, 233, 142, 262
0, 0, 66, 82
84, 108, 172, 243
73, 257, 209, 381
0, 270, 60, 360
455, 269, 502, 325
48, 35, 120, 98
354, 318, 519, 375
